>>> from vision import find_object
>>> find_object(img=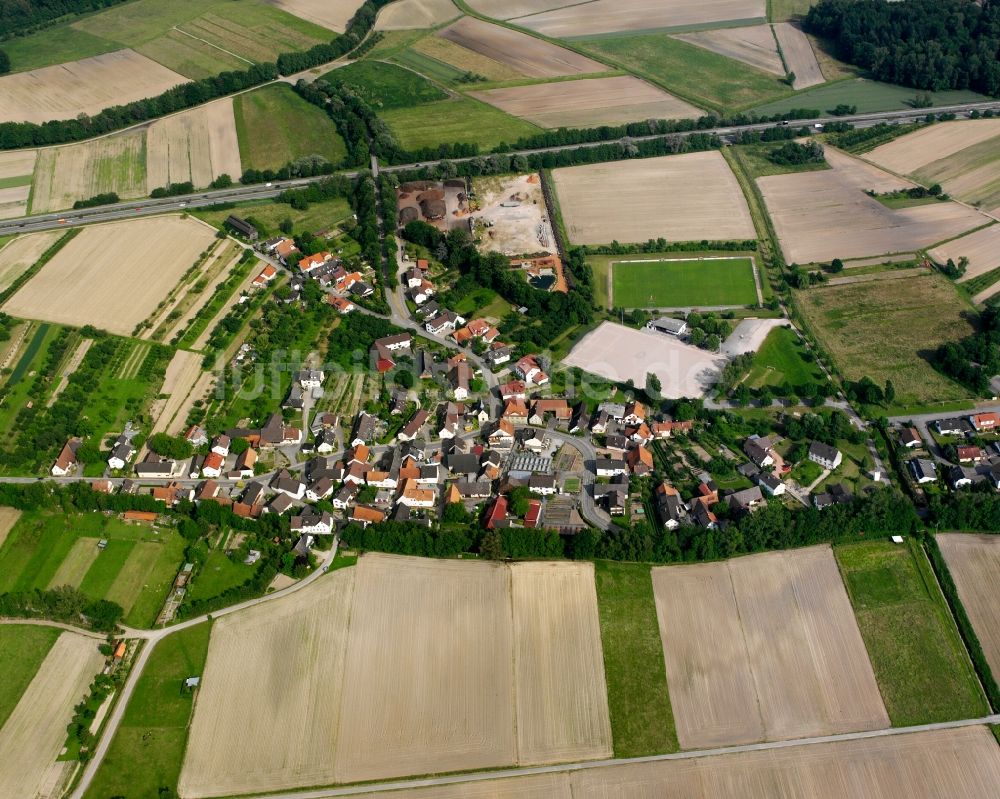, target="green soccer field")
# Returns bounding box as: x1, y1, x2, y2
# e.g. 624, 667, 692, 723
611, 257, 758, 308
